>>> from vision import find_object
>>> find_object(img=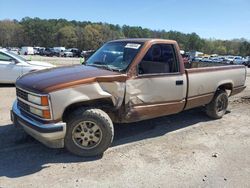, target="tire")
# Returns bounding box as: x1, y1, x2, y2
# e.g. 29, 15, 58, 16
205, 90, 228, 119
65, 108, 114, 157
